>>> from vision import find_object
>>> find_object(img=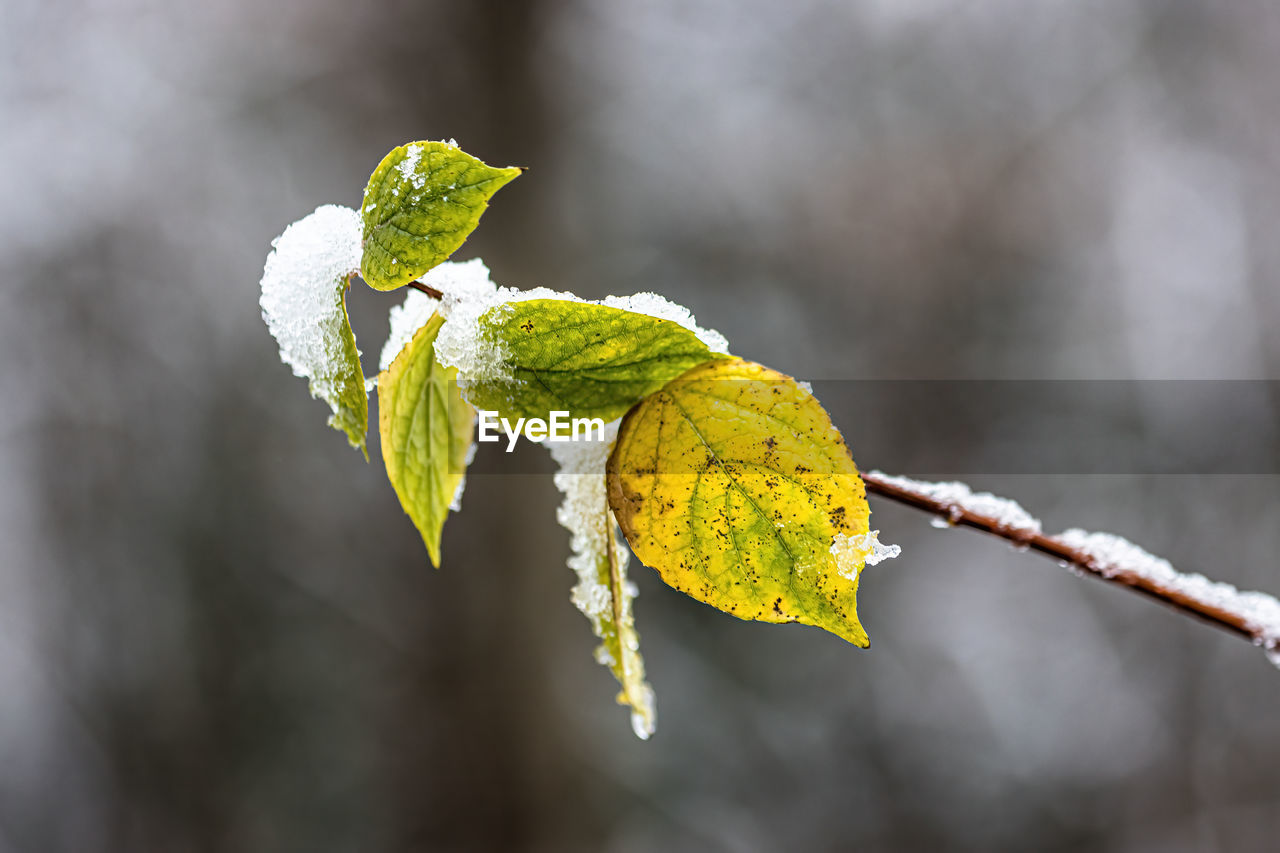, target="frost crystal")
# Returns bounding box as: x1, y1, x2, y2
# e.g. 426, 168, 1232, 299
1056, 528, 1280, 666
830, 530, 901, 581
548, 422, 656, 739
395, 143, 426, 189
869, 471, 1043, 534
259, 204, 364, 419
